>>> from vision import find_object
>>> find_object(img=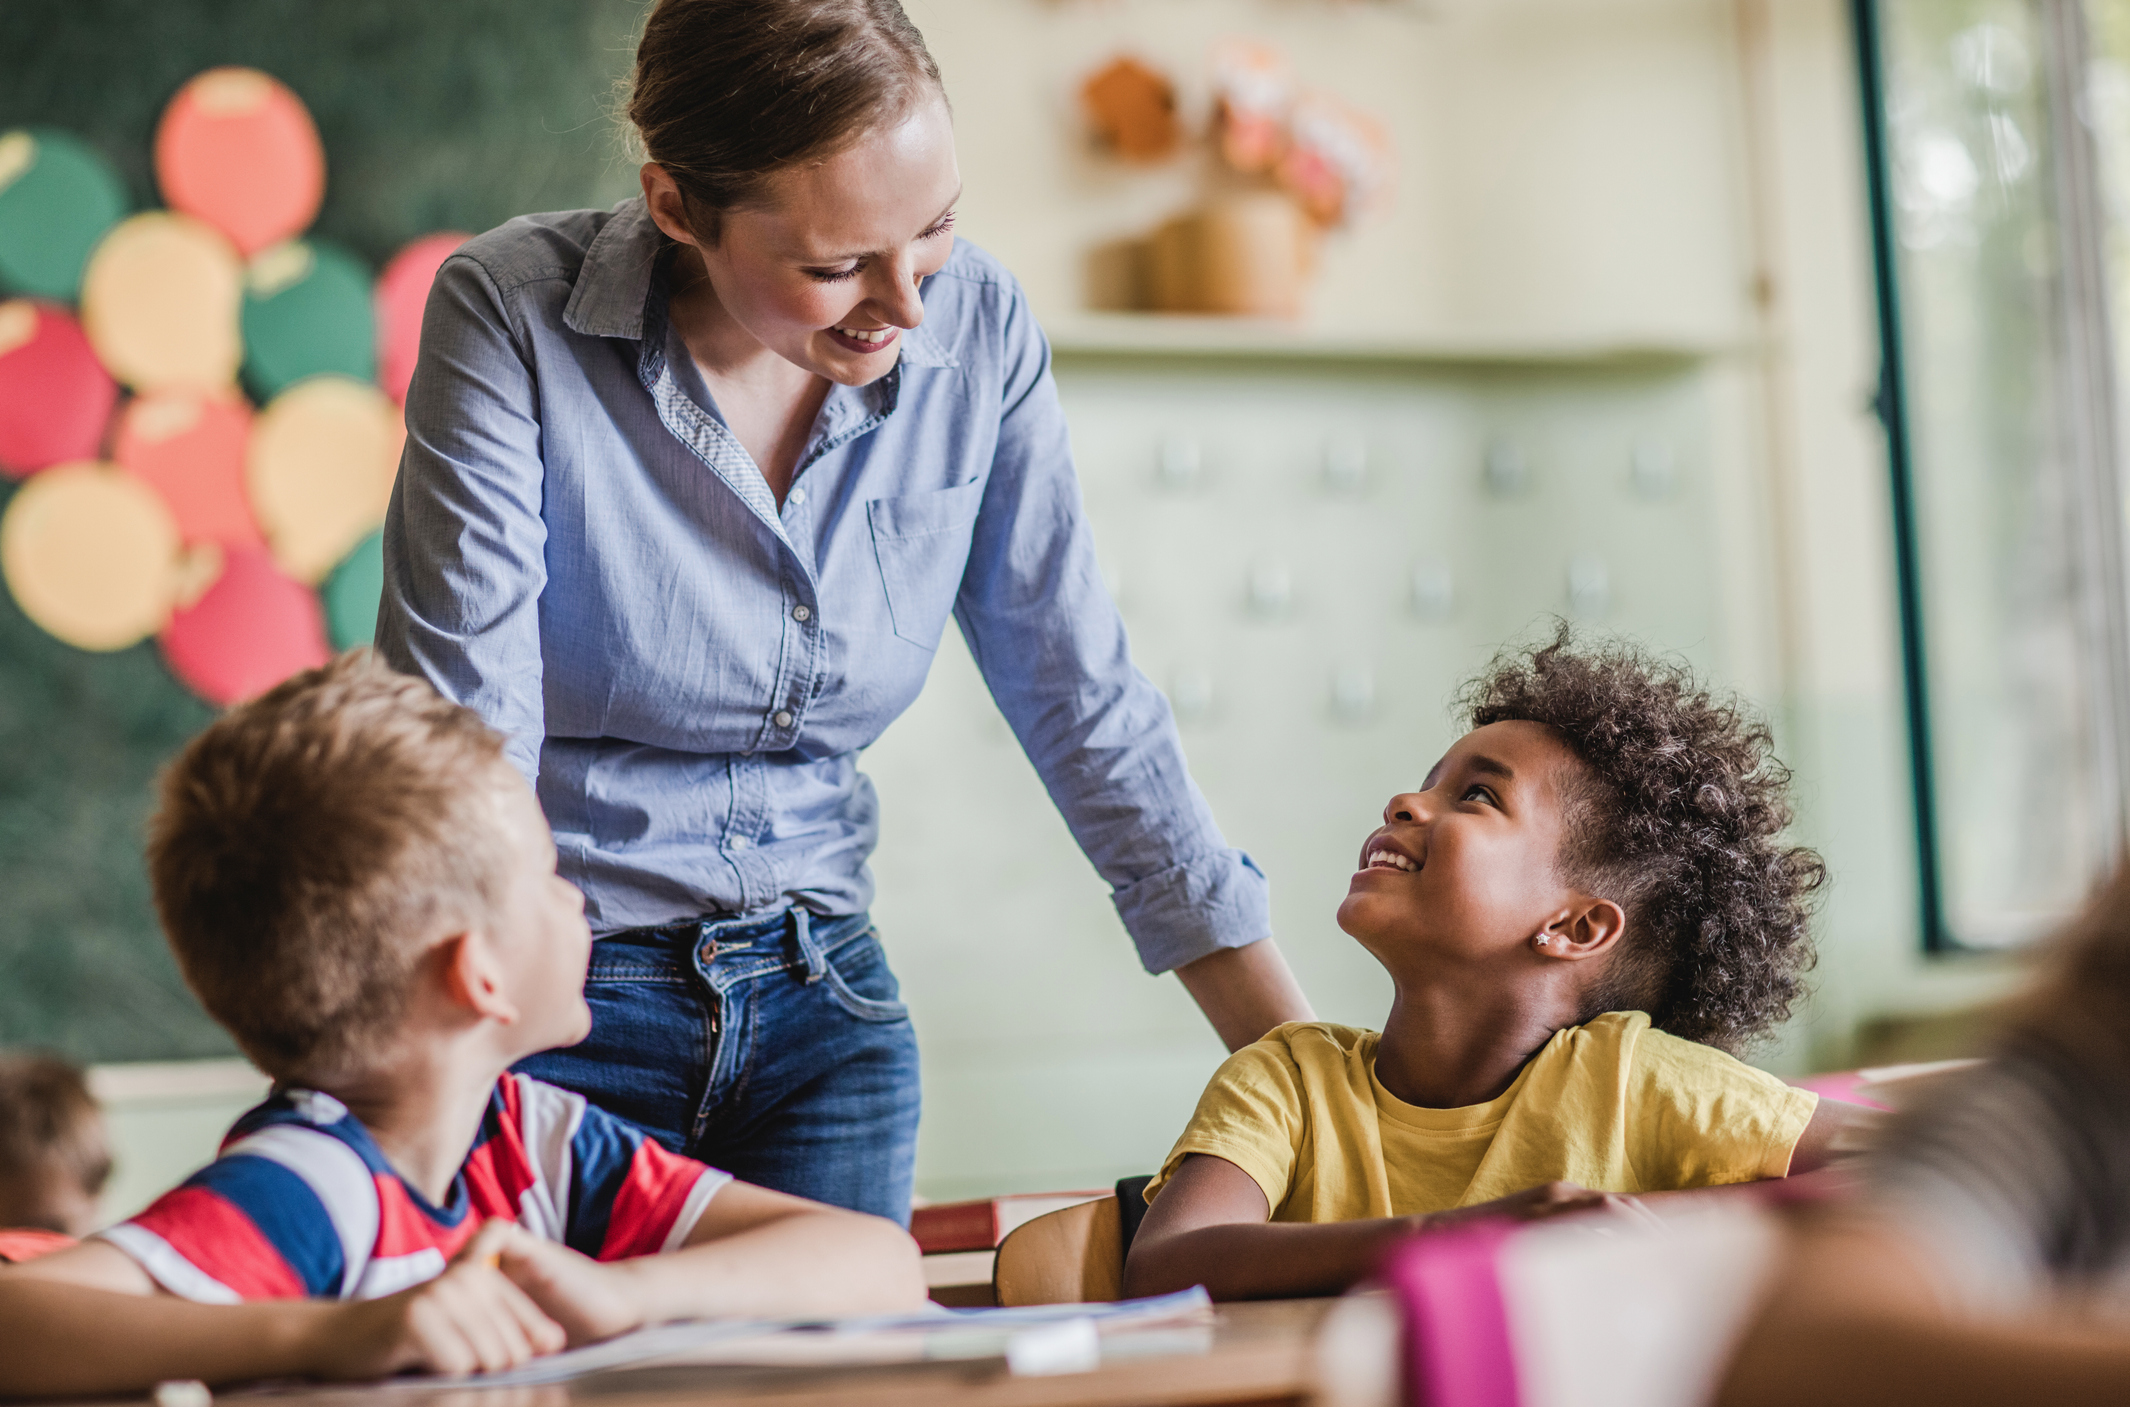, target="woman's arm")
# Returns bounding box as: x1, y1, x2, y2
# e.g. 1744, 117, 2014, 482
1122, 1153, 1620, 1300
1176, 942, 1316, 1053
375, 252, 550, 780
952, 279, 1309, 1036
